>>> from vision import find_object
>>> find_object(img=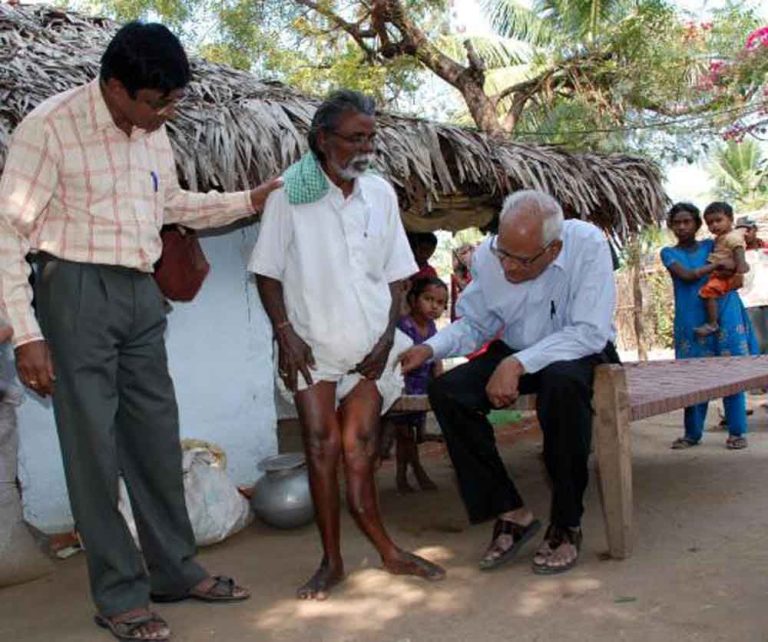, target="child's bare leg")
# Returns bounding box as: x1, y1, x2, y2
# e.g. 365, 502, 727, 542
395, 422, 415, 494
695, 297, 720, 336
412, 447, 438, 491
294, 383, 346, 600
340, 382, 446, 582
